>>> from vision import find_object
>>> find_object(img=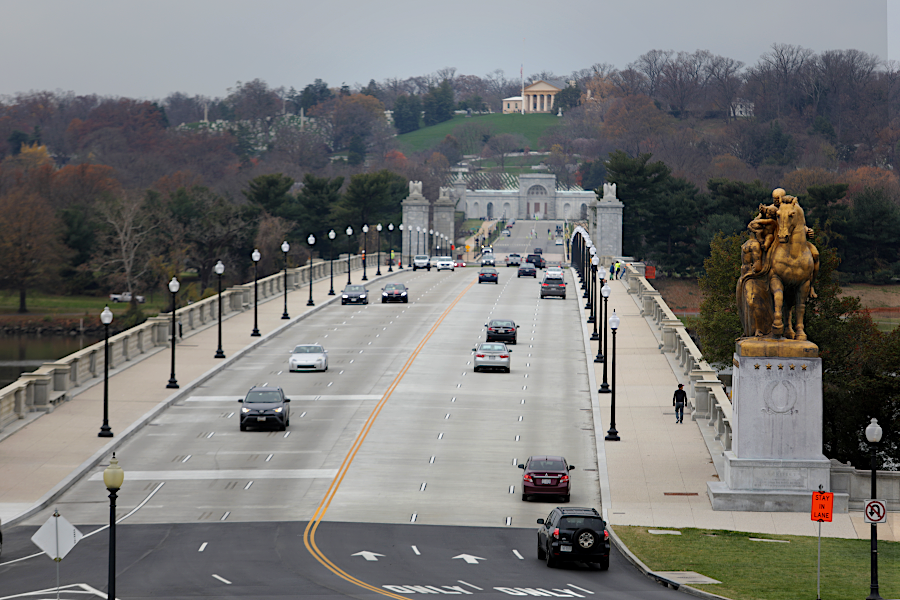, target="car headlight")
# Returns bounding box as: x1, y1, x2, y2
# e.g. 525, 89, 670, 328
273, 407, 283, 413
400, 292, 407, 296
241, 407, 250, 413
360, 294, 367, 299
383, 292, 388, 296
342, 294, 349, 298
